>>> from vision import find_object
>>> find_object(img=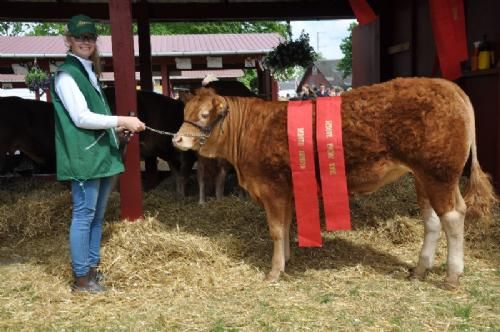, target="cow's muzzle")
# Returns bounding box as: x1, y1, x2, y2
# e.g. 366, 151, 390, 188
182, 108, 229, 146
